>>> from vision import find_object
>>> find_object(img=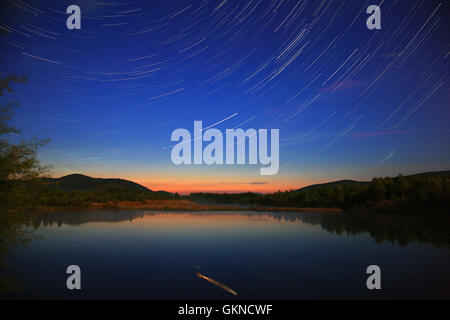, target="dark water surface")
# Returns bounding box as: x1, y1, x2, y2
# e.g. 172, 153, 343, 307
3, 210, 450, 299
